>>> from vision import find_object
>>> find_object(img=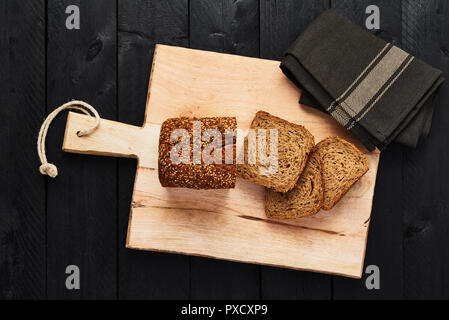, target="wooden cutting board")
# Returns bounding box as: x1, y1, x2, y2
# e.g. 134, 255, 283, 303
63, 44, 380, 278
